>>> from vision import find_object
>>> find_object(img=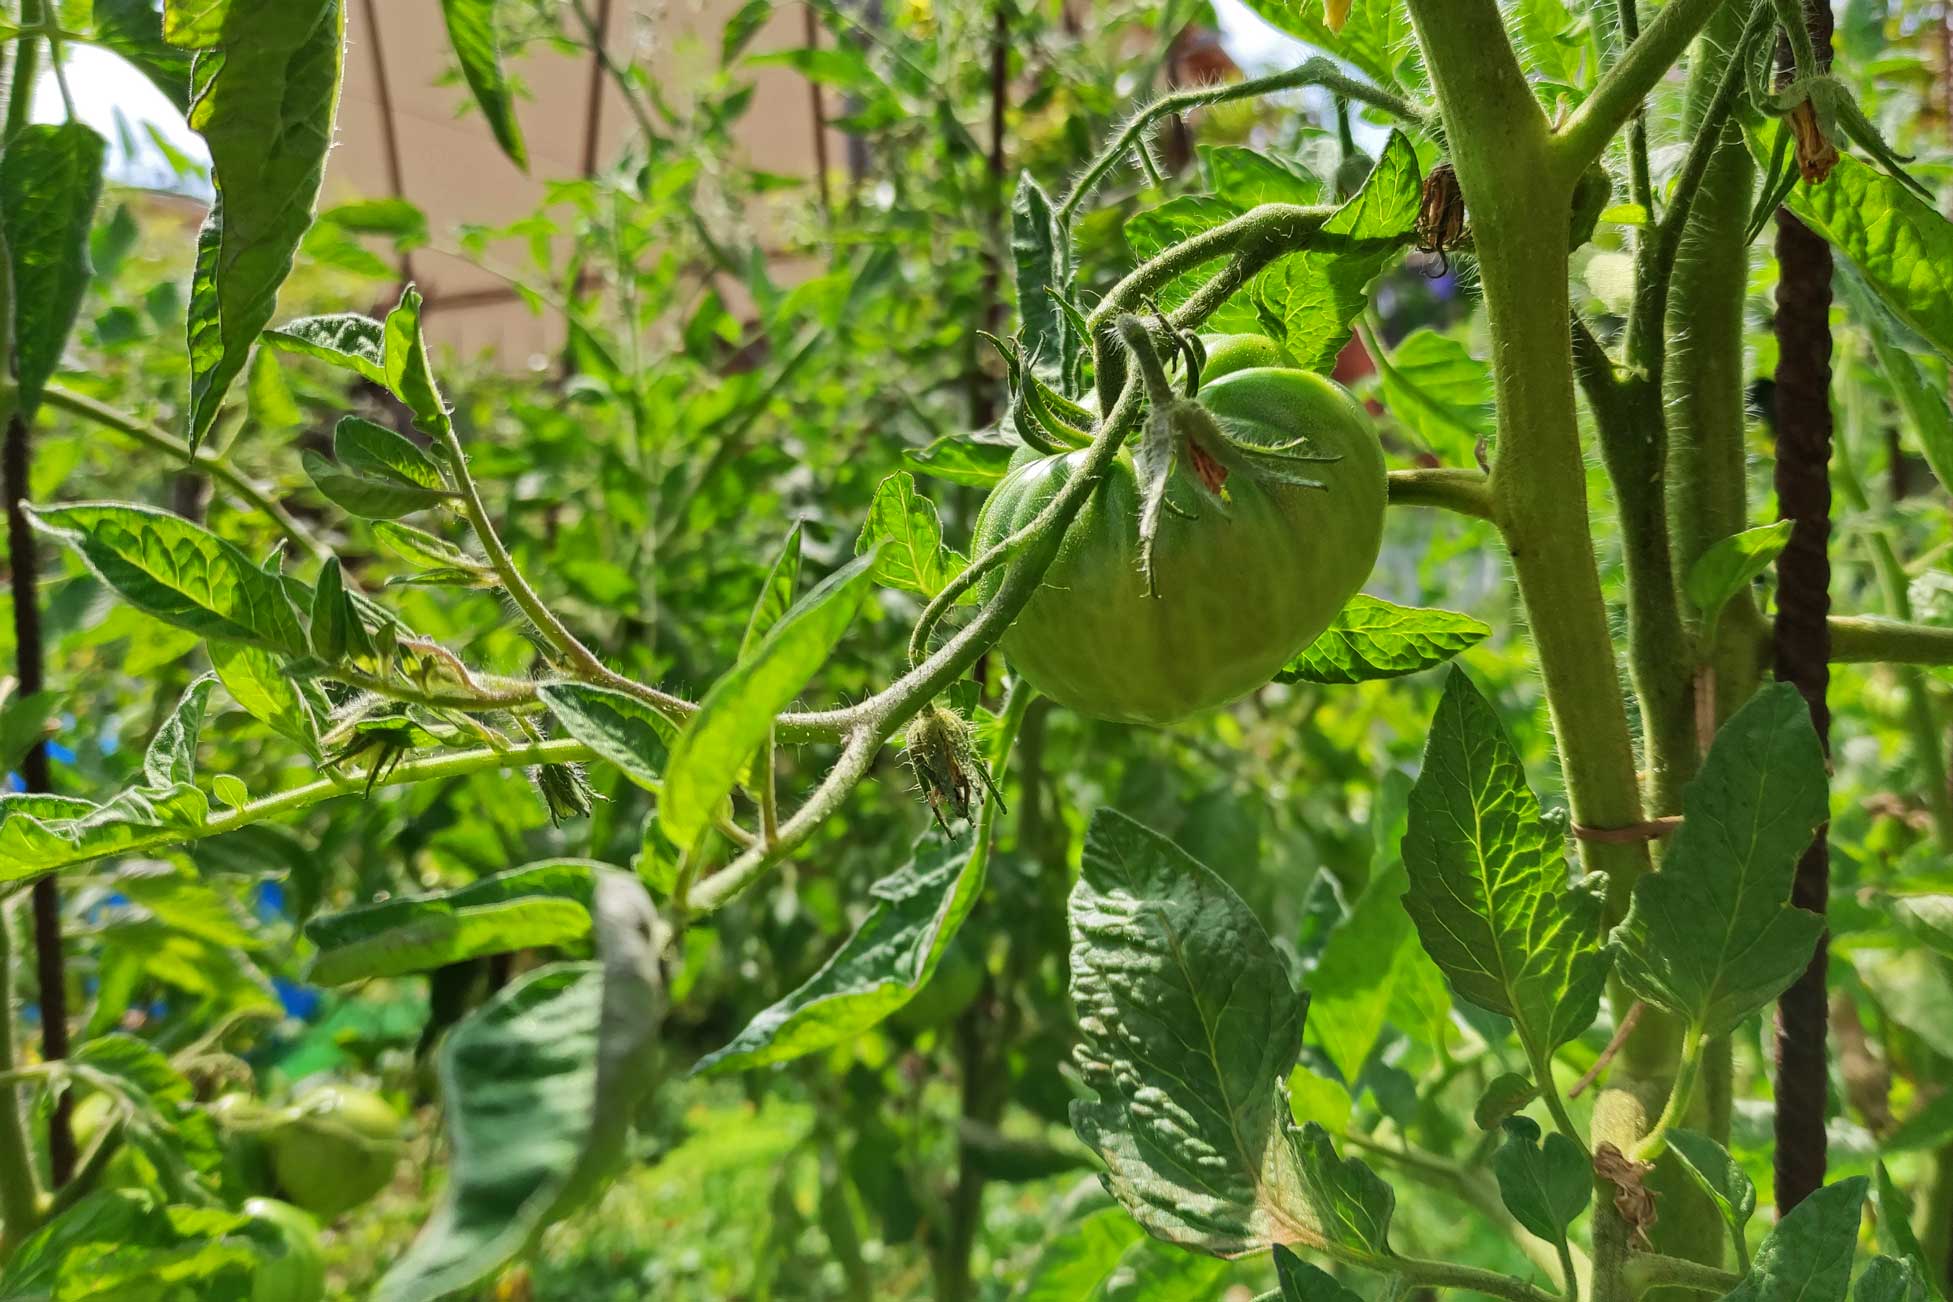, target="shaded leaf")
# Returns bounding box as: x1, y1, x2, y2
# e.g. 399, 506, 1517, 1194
1492, 1117, 1590, 1248
1871, 1163, 1937, 1295
1372, 328, 1494, 460
1067, 808, 1393, 1257
1307, 861, 1423, 1083
1858, 1257, 1931, 1302
741, 523, 803, 660
695, 833, 983, 1072
1609, 683, 1828, 1037
179, 0, 347, 448
375, 870, 664, 1302
143, 674, 218, 789
1721, 1177, 1867, 1302
1474, 1072, 1540, 1131
1790, 153, 1953, 361
1277, 596, 1489, 685
1839, 269, 1953, 498
1275, 1248, 1364, 1302
95, 0, 196, 110
660, 551, 877, 848
1401, 670, 1608, 1056
1012, 172, 1072, 385
1665, 1128, 1757, 1251
0, 122, 107, 417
